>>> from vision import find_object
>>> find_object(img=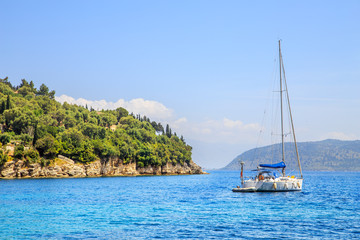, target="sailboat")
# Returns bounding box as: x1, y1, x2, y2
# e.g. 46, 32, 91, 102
233, 41, 303, 192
